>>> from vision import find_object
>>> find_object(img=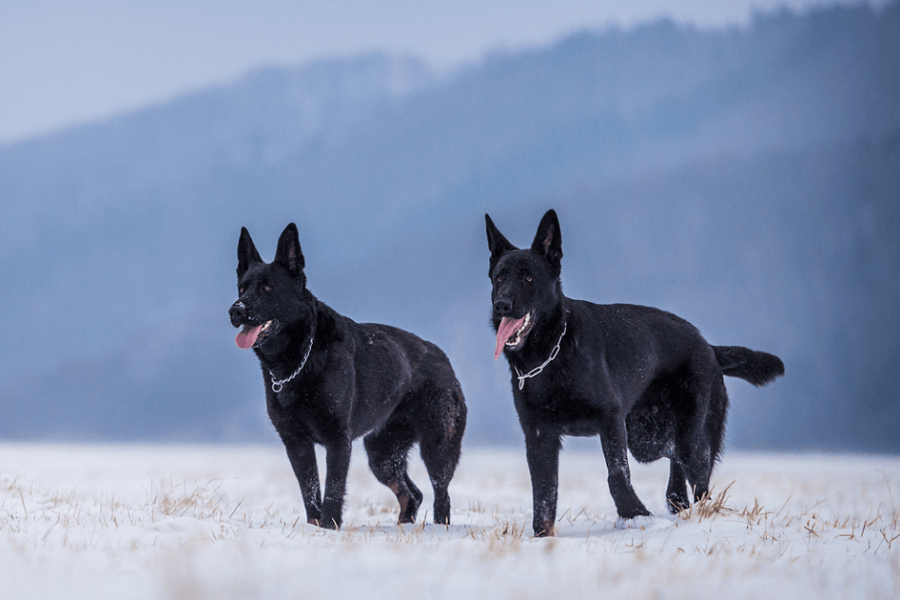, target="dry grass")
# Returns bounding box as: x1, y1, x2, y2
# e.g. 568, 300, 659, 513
148, 478, 228, 520
677, 481, 738, 521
